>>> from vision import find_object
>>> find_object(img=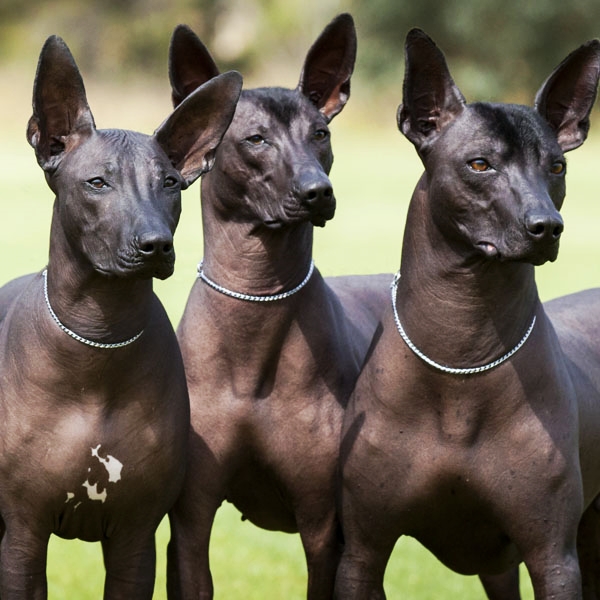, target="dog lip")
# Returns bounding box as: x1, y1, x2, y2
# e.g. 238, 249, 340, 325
263, 219, 284, 229
310, 214, 331, 227
476, 241, 499, 259
527, 241, 560, 266
111, 253, 175, 278
310, 205, 335, 227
